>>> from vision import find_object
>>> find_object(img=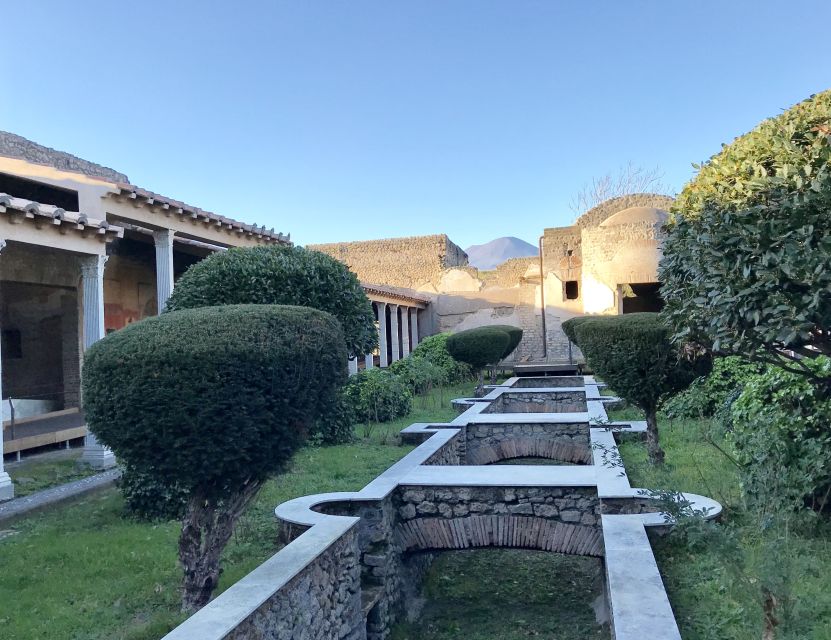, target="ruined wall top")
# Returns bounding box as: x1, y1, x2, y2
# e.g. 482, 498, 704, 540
308, 234, 468, 289
0, 131, 129, 183
571, 193, 674, 229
